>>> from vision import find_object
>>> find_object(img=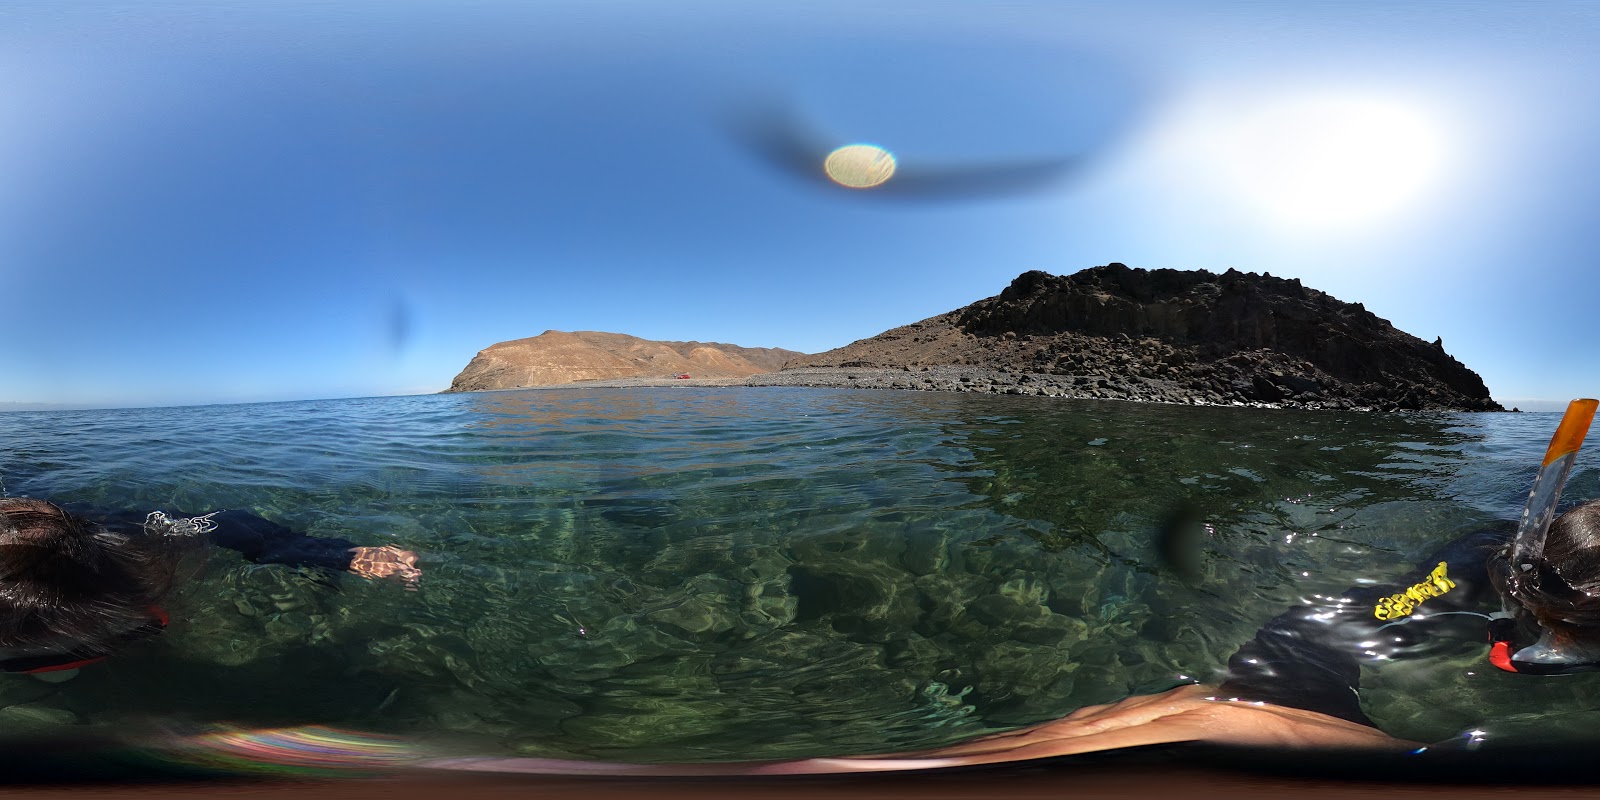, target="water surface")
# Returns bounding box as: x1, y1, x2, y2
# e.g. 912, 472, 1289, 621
1, 389, 1595, 758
